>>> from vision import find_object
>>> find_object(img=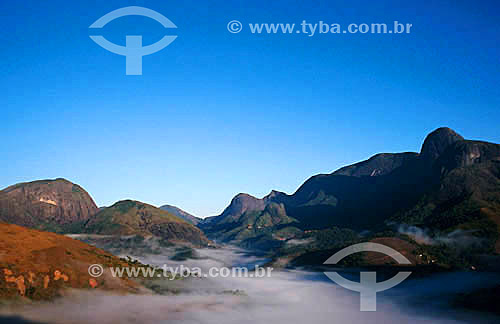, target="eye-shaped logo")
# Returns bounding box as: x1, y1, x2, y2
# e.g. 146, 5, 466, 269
89, 6, 177, 75
324, 243, 412, 311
